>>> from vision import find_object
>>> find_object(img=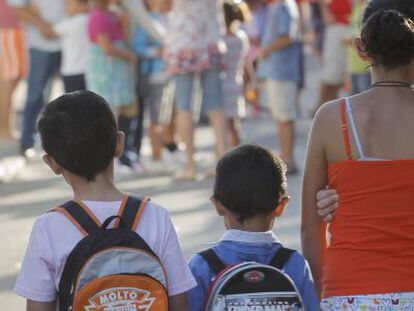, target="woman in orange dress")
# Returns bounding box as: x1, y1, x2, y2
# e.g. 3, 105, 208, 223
301, 0, 414, 309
